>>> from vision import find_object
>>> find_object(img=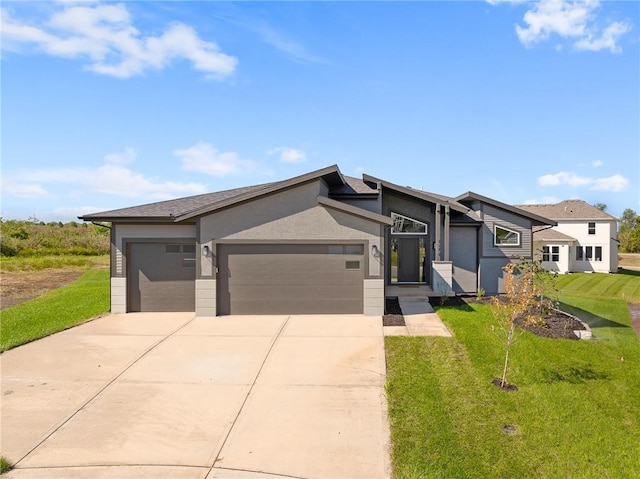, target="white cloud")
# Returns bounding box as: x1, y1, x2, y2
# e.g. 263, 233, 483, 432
590, 174, 628, 192
574, 21, 632, 53
0, 3, 237, 78
538, 171, 592, 187
176, 142, 262, 176
592, 160, 603, 168
1, 178, 48, 198
491, 0, 632, 53
537, 171, 629, 192
3, 148, 207, 200
105, 146, 136, 165
268, 146, 307, 164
